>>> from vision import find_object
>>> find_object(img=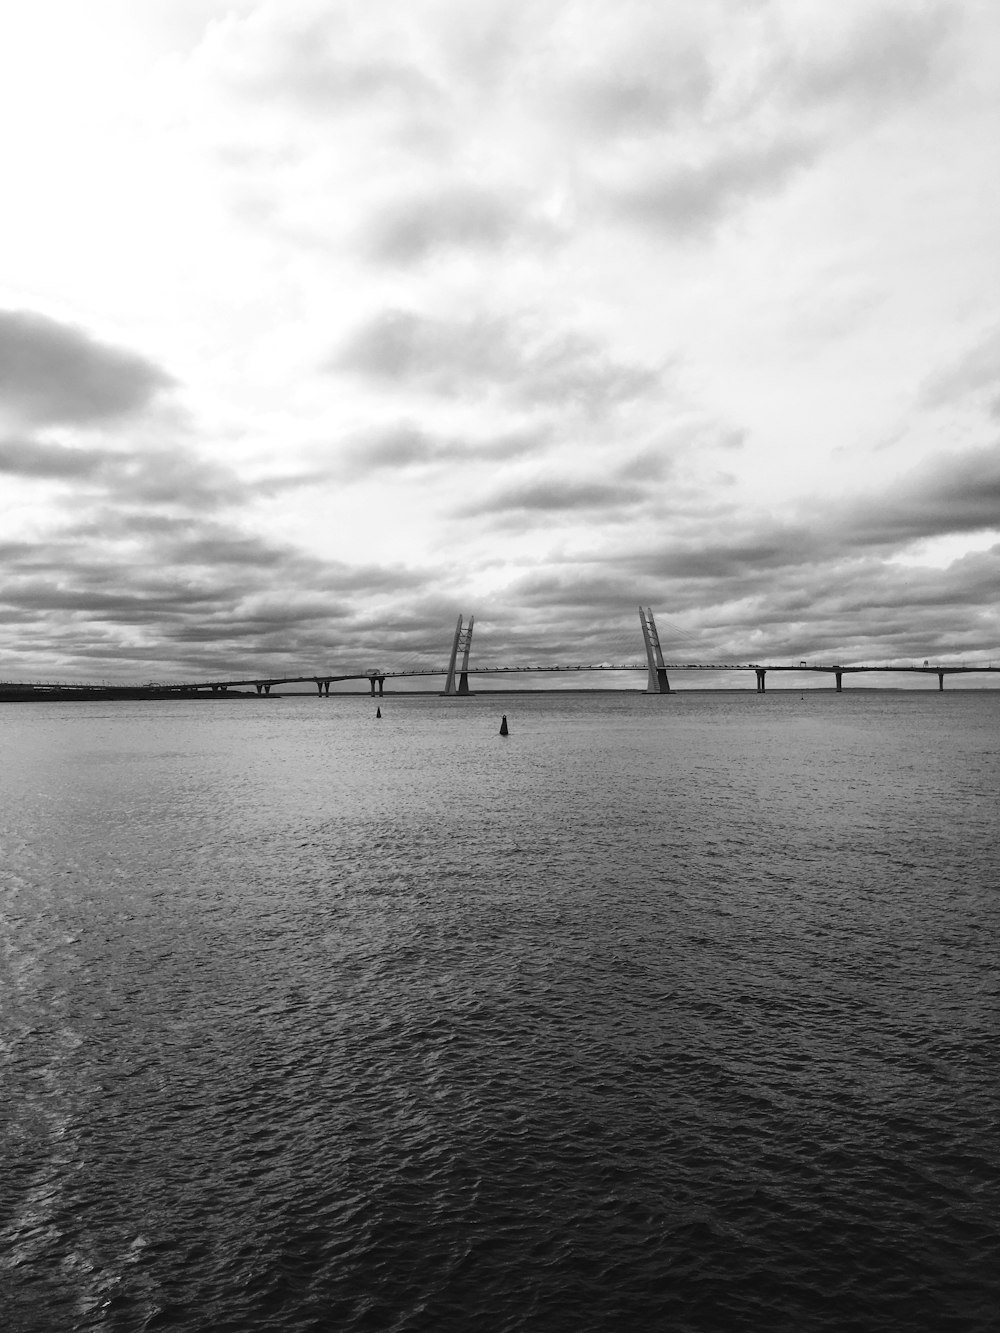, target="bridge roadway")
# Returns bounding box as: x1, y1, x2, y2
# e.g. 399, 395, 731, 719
8, 661, 991, 698
396, 662, 995, 692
